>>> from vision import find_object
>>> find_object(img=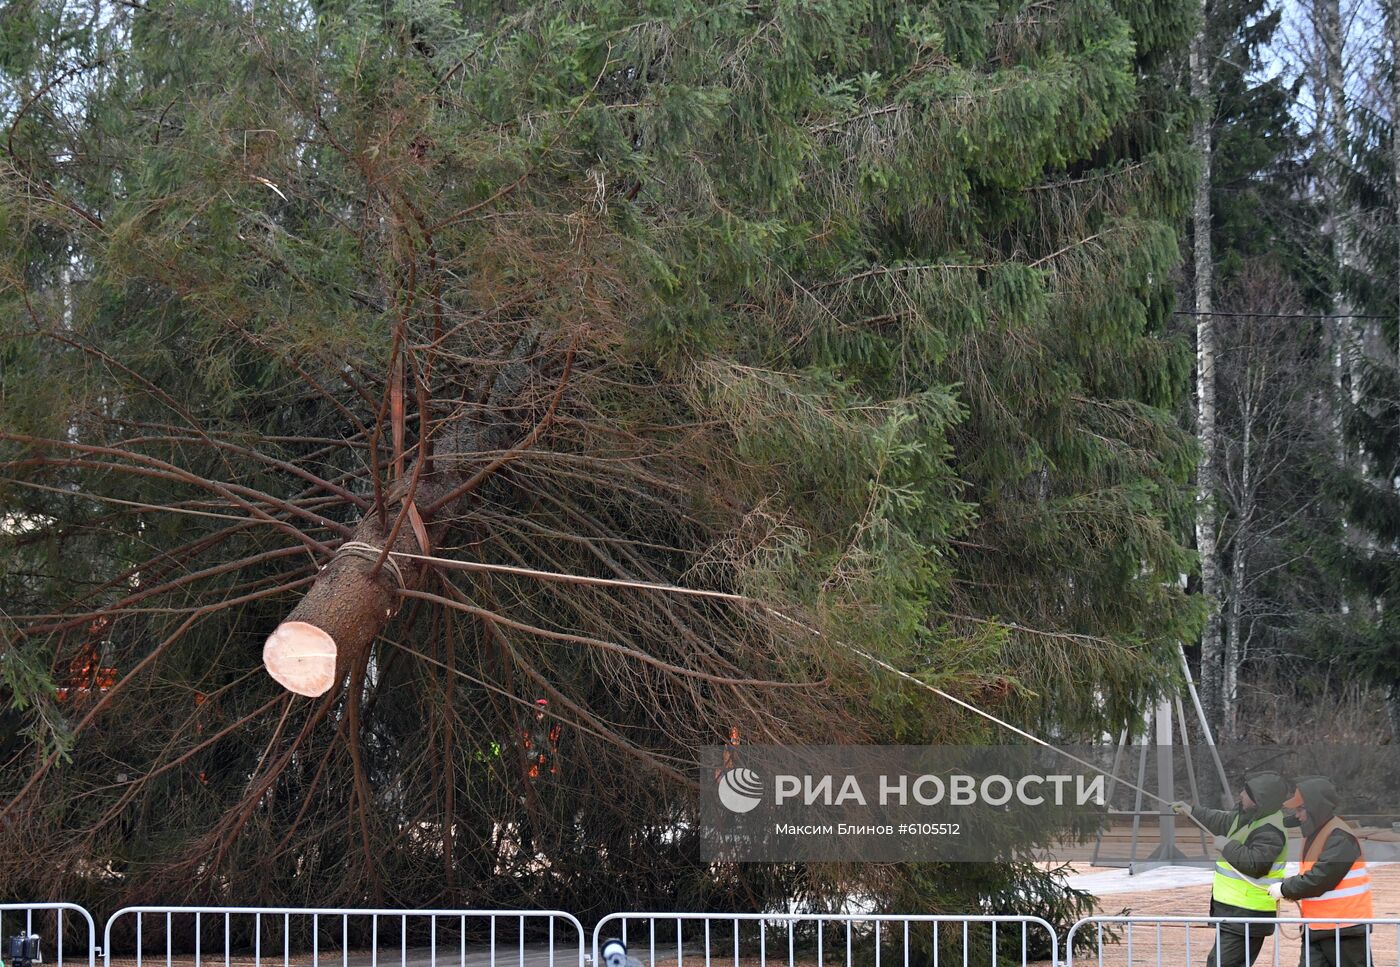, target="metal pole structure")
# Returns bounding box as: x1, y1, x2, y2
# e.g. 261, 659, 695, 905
1128, 738, 1148, 872
1150, 698, 1181, 861
1091, 728, 1130, 867
1175, 694, 1211, 858
1178, 642, 1231, 807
